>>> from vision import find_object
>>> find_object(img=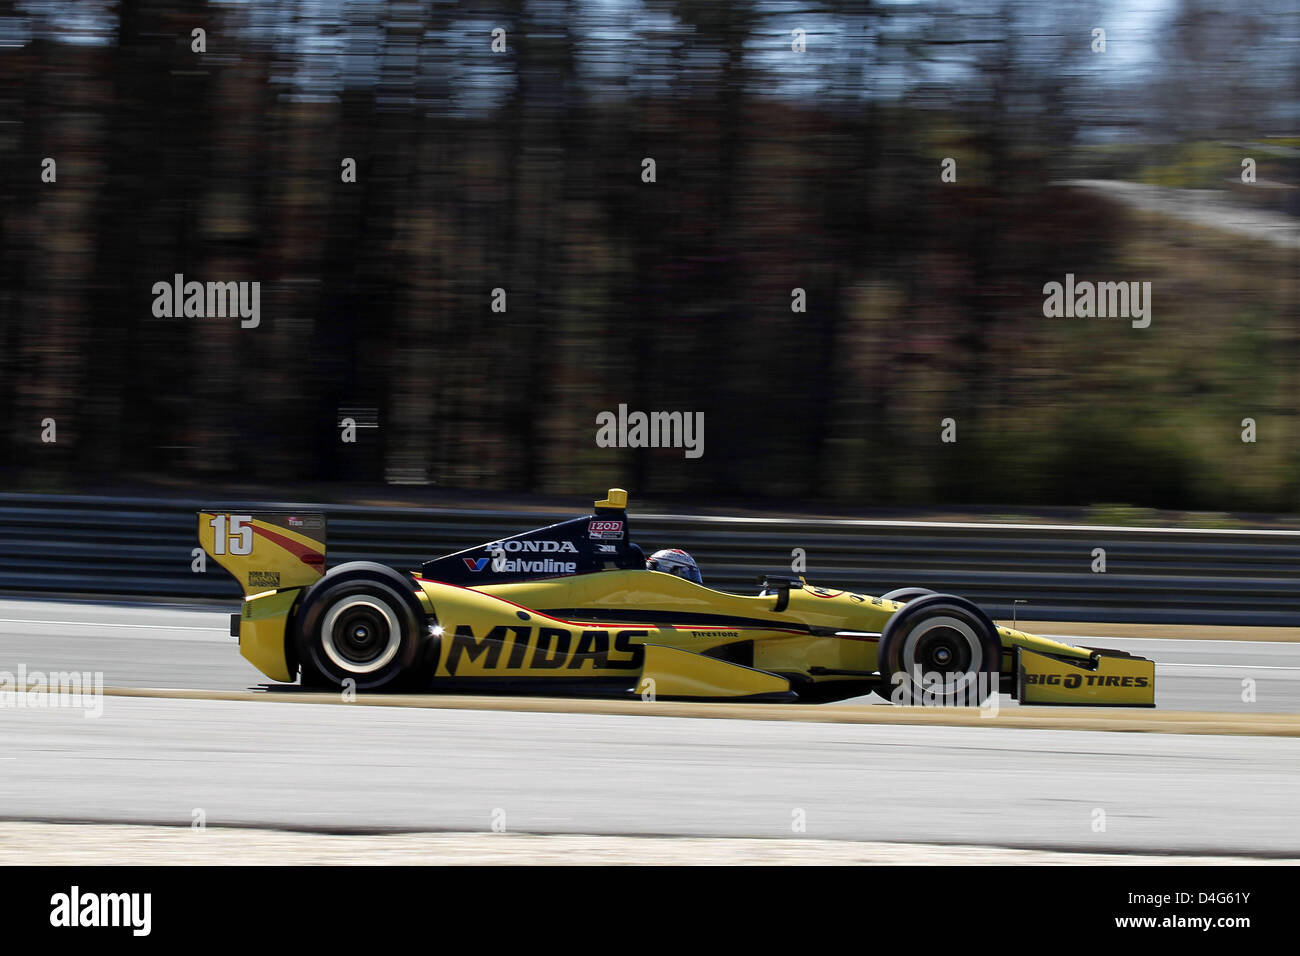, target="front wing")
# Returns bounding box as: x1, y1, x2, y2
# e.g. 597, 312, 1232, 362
1014, 646, 1155, 706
